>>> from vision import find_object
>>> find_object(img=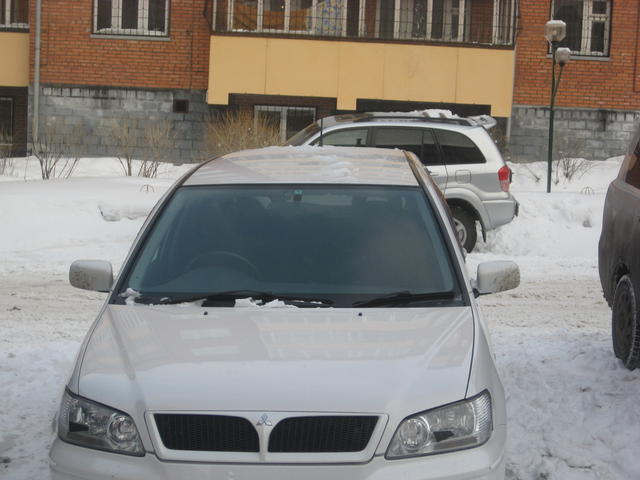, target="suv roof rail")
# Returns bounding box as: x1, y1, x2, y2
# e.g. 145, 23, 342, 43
323, 112, 497, 130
